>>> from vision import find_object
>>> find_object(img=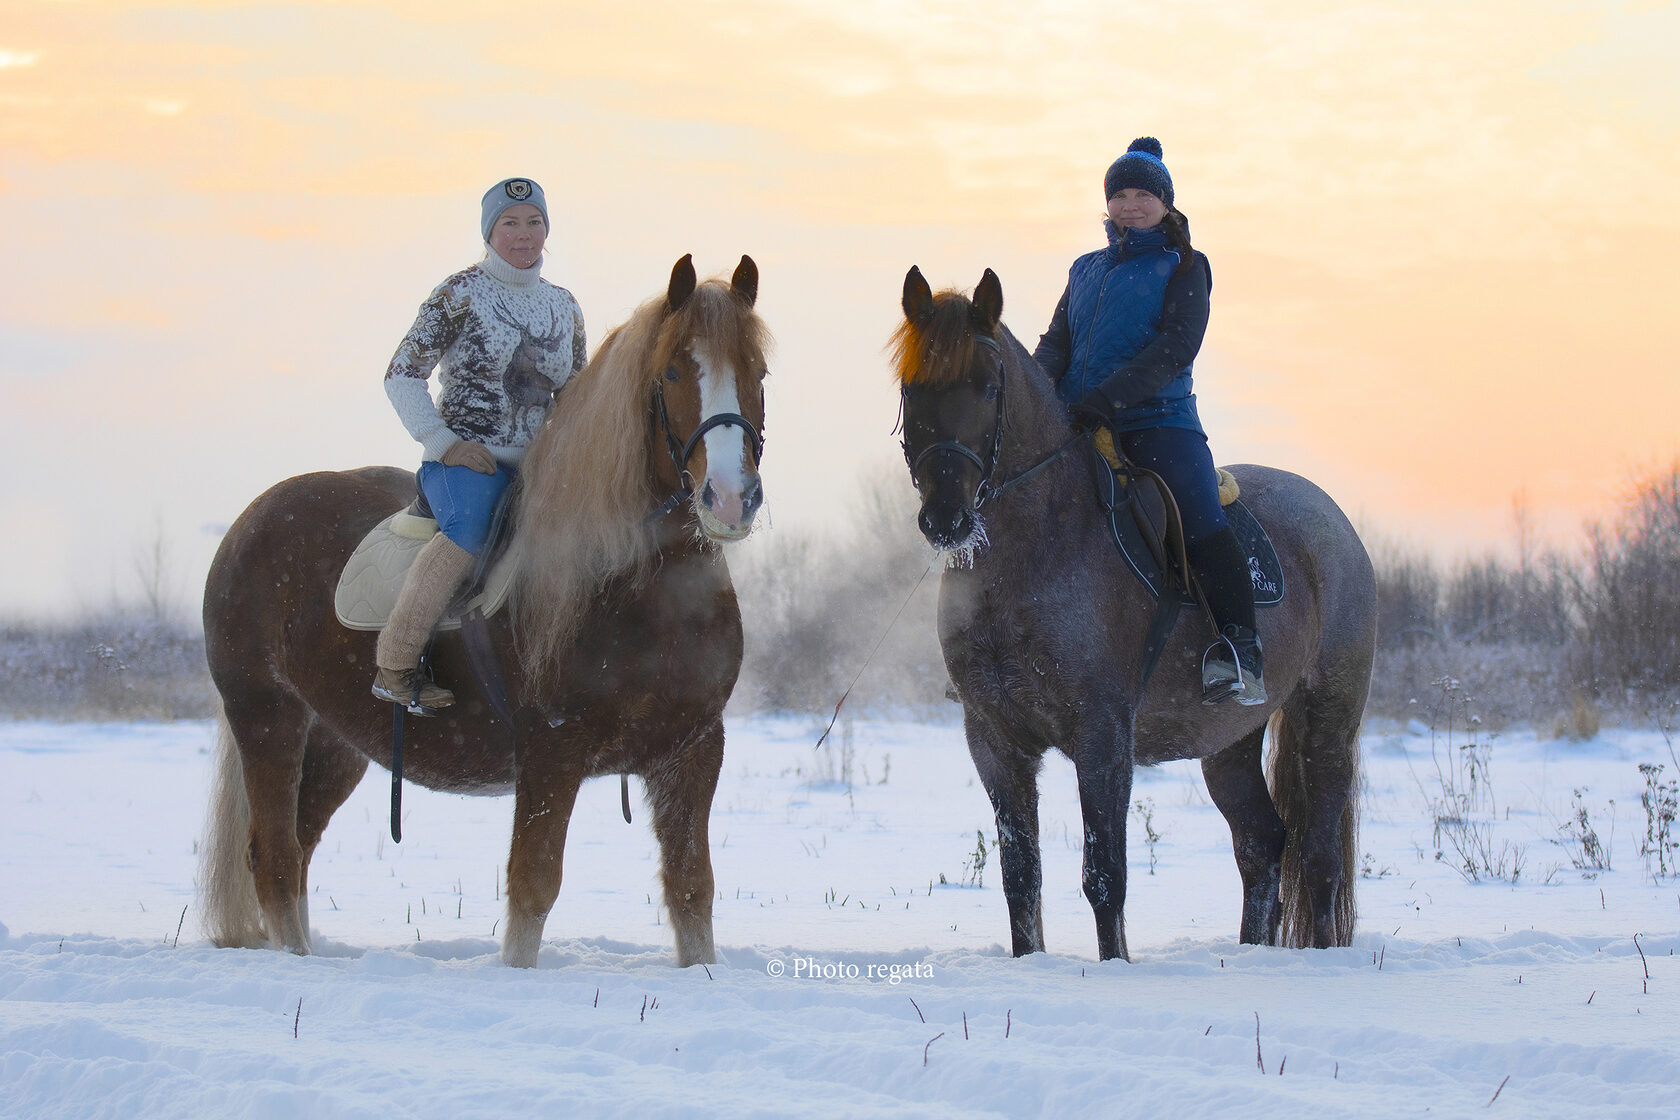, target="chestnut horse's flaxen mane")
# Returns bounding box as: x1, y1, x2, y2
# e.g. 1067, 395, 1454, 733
507, 279, 769, 683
